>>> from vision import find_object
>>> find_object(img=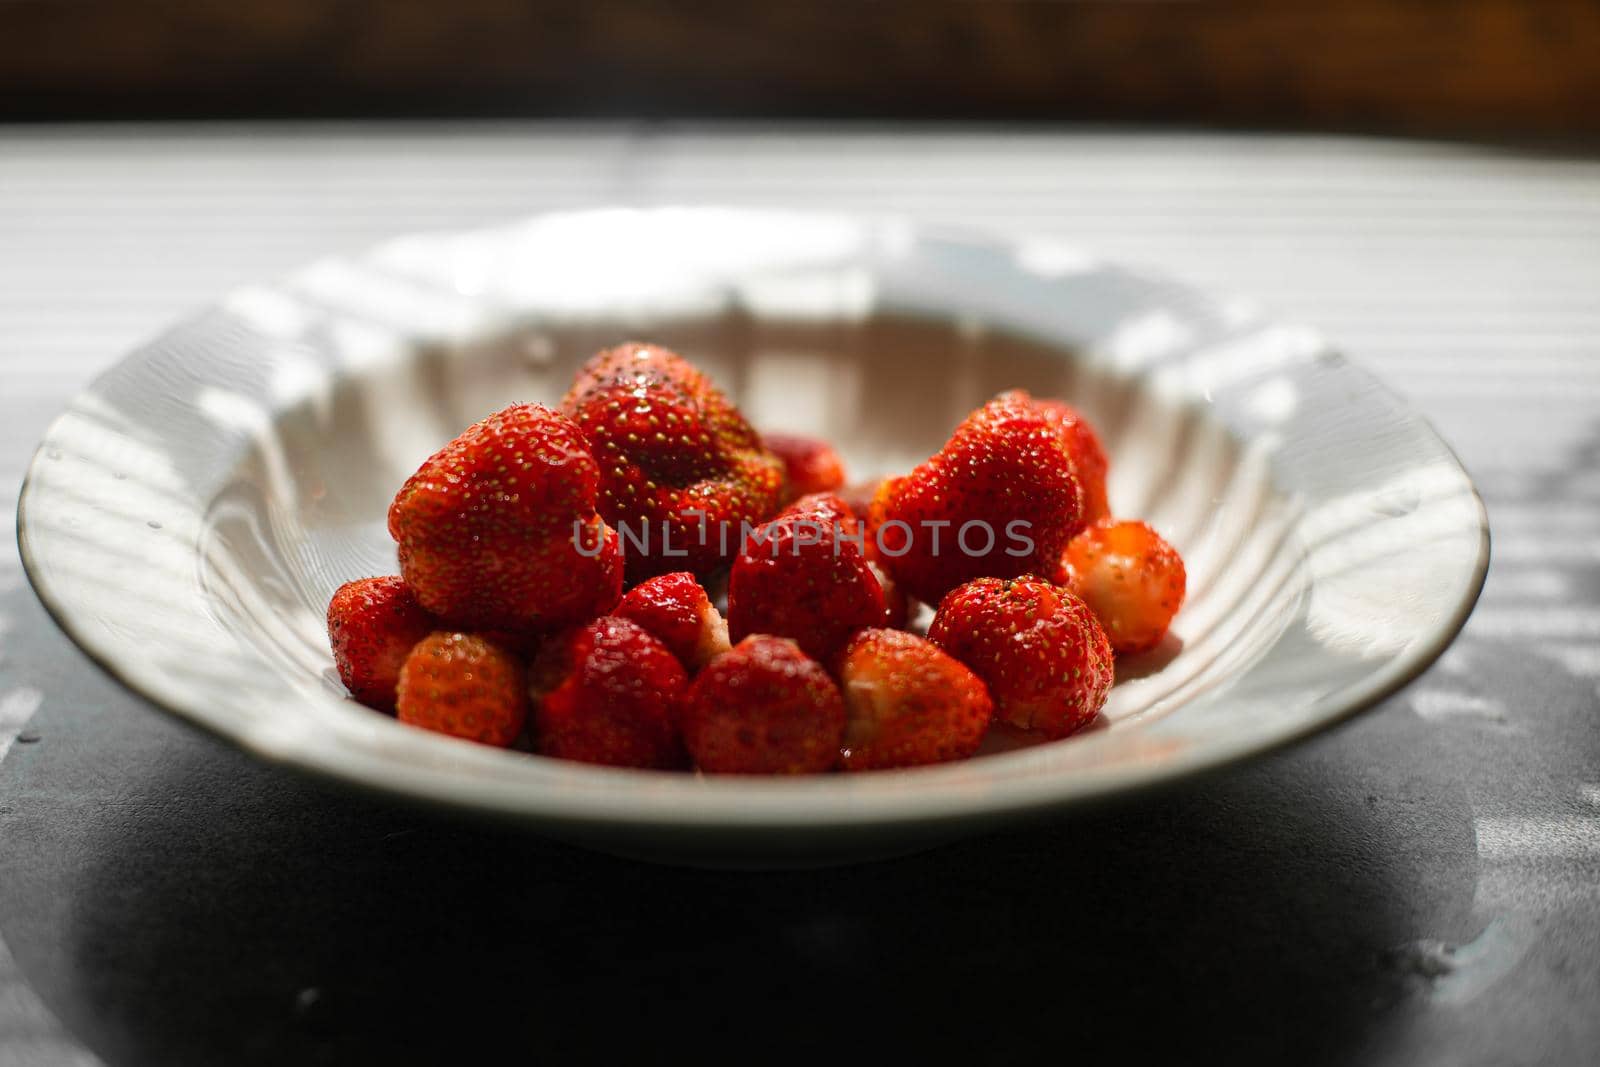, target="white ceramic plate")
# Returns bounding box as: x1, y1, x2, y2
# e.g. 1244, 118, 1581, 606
18, 208, 1488, 866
